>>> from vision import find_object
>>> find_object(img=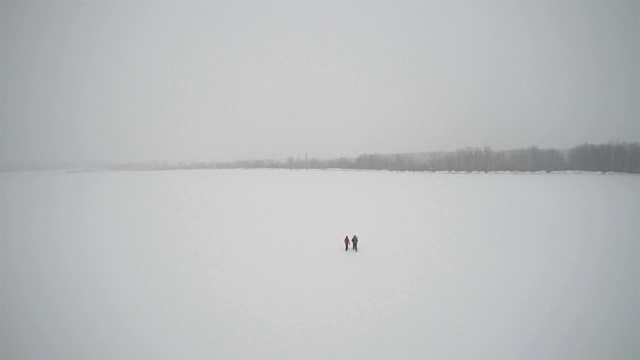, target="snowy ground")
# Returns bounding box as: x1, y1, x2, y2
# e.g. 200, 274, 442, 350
1, 169, 639, 359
